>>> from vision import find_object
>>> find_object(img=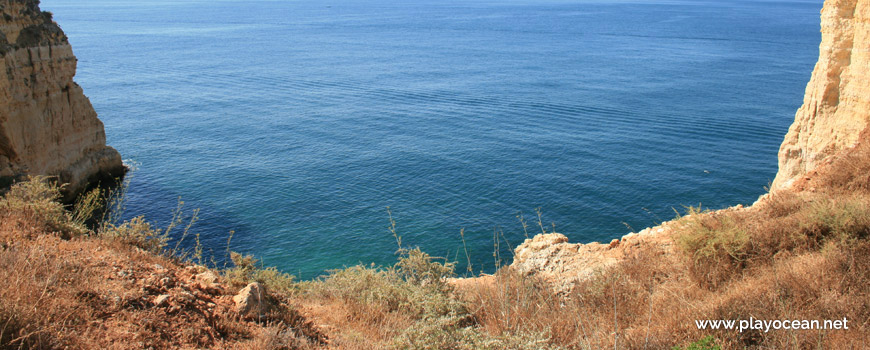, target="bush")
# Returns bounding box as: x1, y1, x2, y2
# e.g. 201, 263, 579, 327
674, 207, 749, 288
396, 247, 456, 290
99, 216, 167, 253
309, 247, 466, 319
803, 196, 870, 243
225, 252, 296, 294
0, 176, 89, 238
390, 315, 563, 350
674, 193, 870, 289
